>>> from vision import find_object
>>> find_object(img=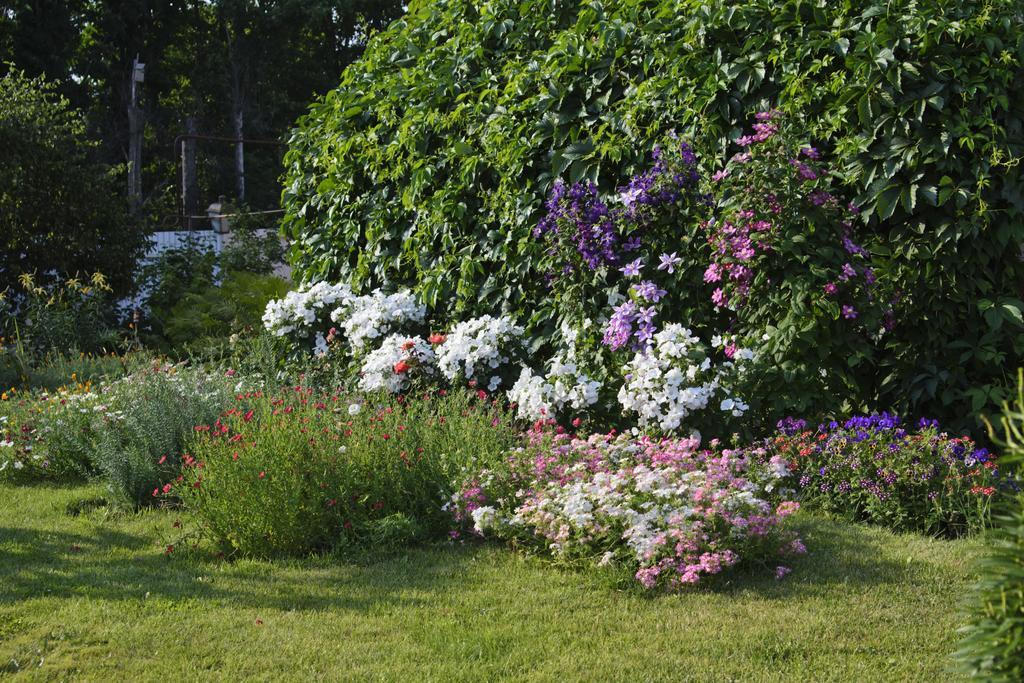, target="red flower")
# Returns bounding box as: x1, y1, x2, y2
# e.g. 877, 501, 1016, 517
393, 360, 411, 374
258, 471, 266, 479
244, 409, 255, 422
401, 340, 416, 351
165, 544, 174, 554
428, 333, 447, 344
158, 455, 167, 465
